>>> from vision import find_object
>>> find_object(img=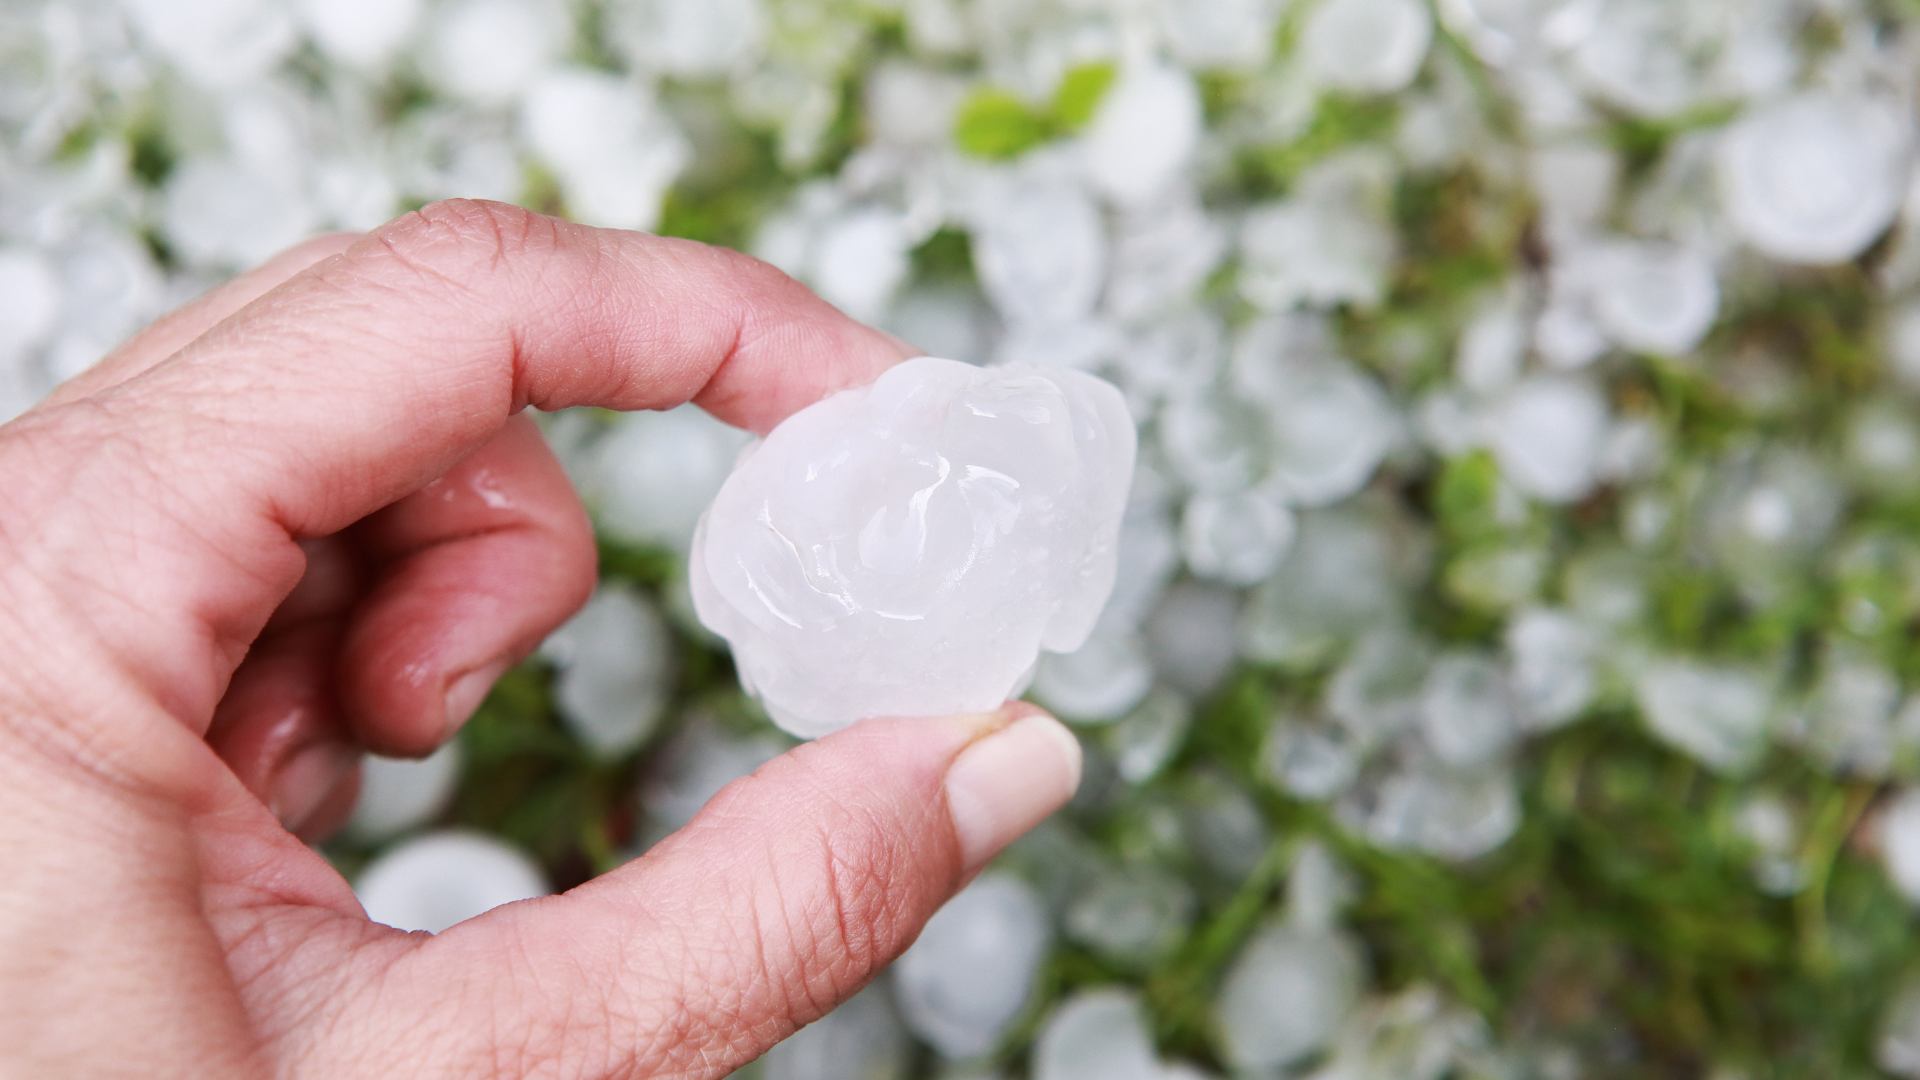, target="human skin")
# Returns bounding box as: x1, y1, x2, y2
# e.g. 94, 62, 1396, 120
0, 200, 1081, 1078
